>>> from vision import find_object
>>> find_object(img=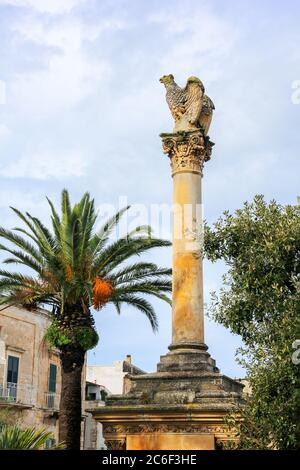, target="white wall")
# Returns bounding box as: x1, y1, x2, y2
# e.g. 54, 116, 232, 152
86, 361, 125, 395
